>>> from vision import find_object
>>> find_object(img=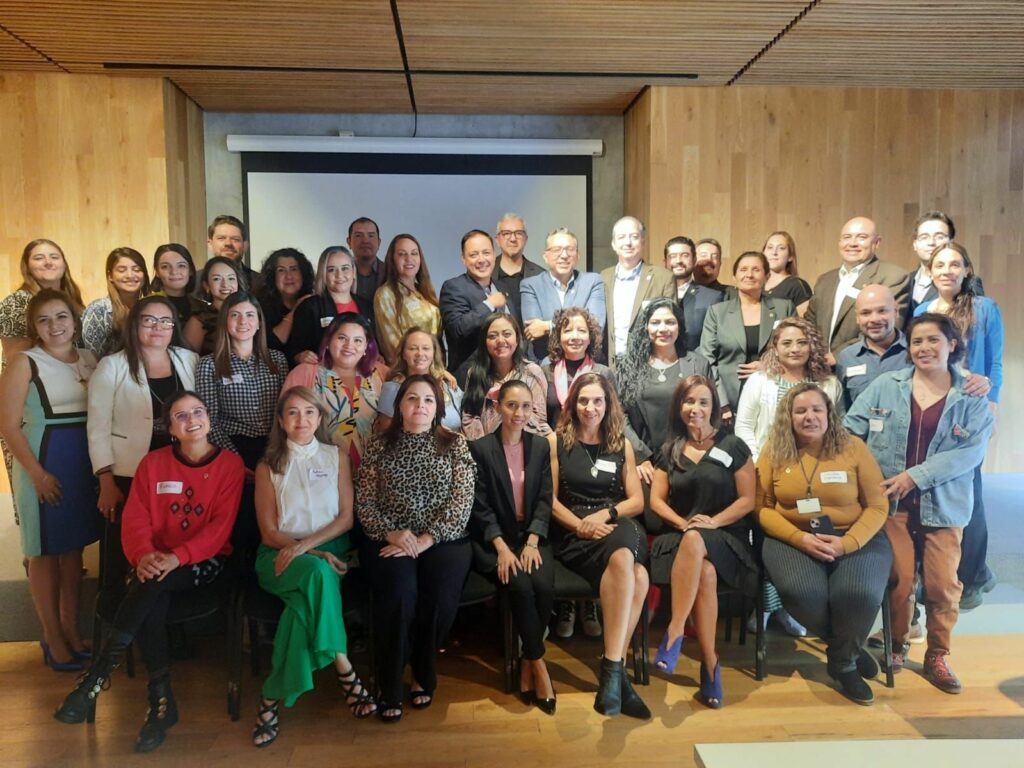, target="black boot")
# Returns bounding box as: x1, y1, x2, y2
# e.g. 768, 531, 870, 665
619, 666, 651, 720
54, 630, 133, 724
135, 675, 178, 753
594, 657, 623, 716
